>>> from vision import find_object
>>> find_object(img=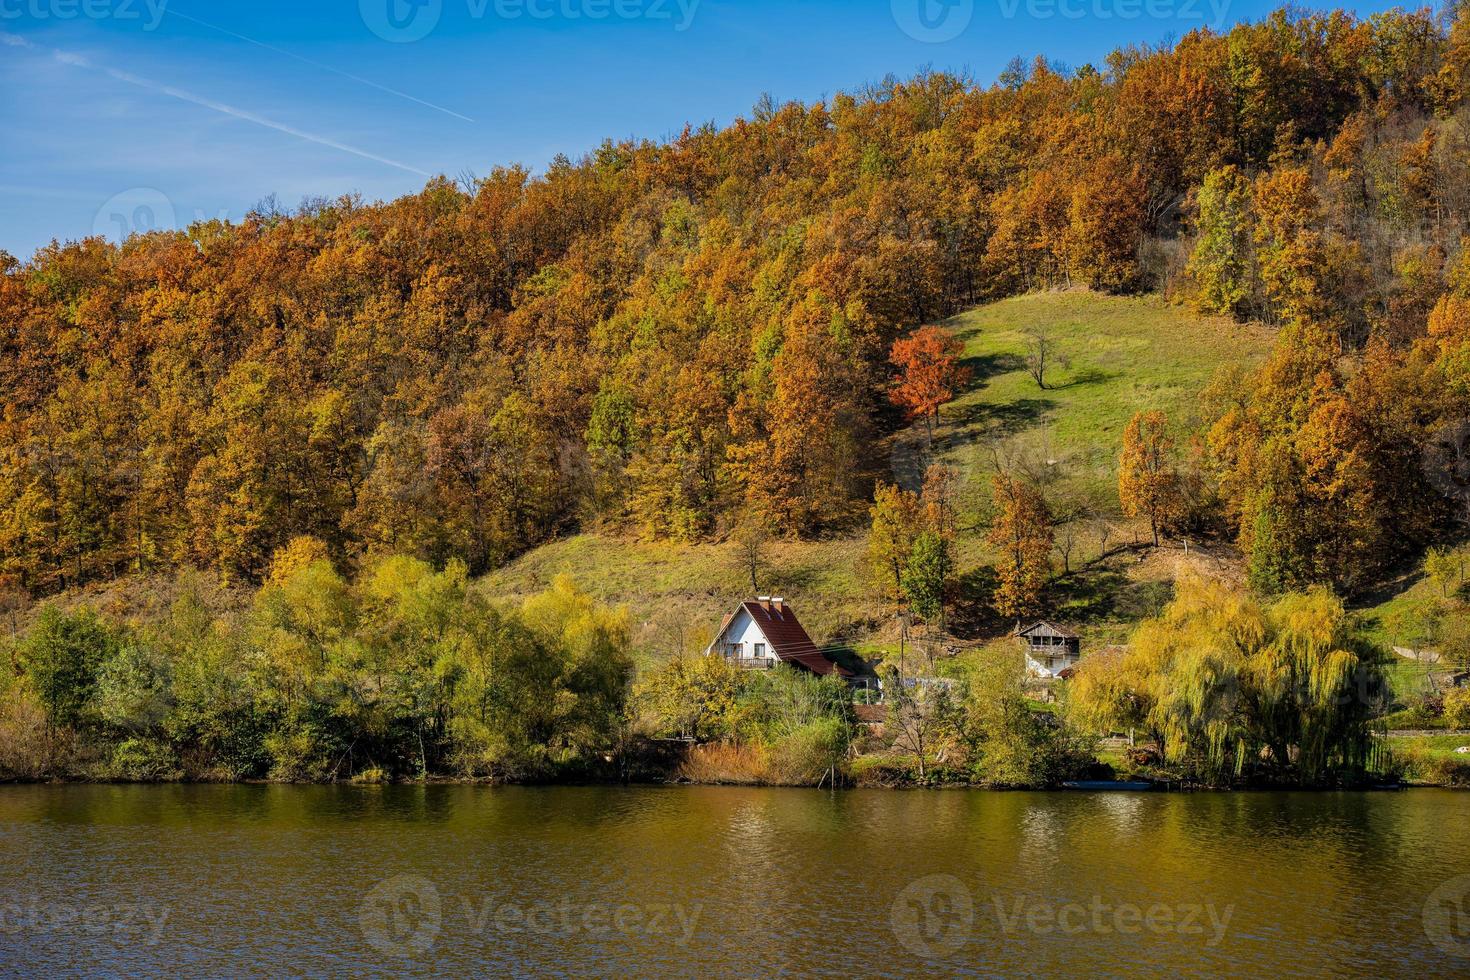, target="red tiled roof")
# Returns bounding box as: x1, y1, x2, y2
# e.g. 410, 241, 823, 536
737, 600, 852, 677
